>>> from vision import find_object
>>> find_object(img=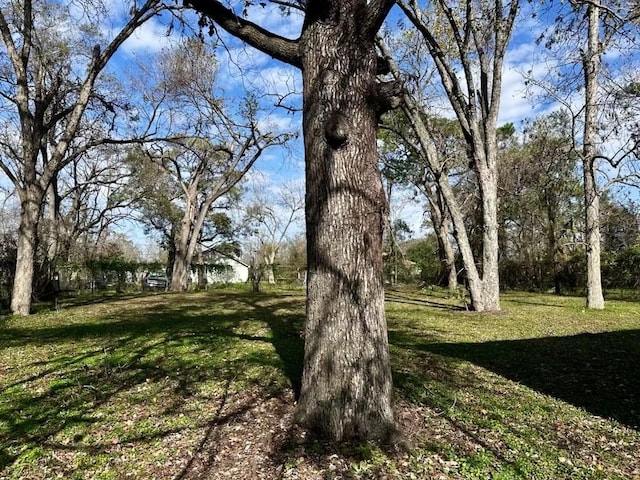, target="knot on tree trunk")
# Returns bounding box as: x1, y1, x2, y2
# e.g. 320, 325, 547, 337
372, 80, 403, 117
324, 111, 349, 149
376, 56, 391, 75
